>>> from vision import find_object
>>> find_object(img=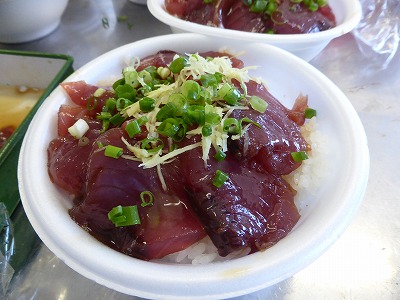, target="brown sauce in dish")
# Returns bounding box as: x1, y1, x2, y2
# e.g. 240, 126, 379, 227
0, 85, 43, 148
